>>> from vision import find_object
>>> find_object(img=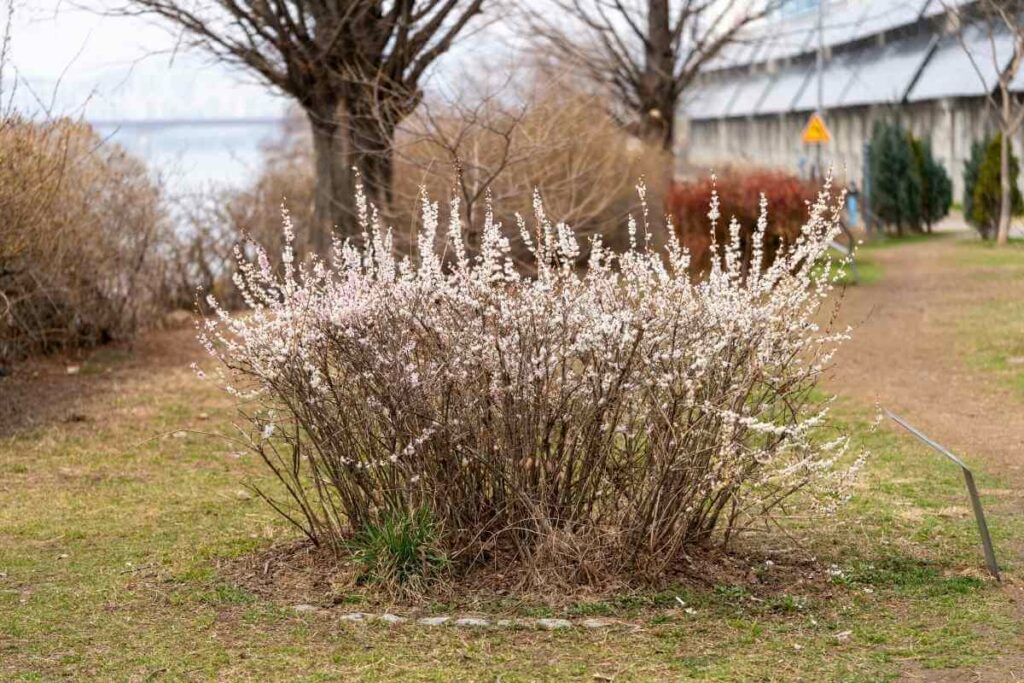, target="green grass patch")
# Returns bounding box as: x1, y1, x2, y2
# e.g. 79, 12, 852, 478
349, 508, 449, 588
952, 240, 1024, 395
816, 251, 881, 286
859, 231, 954, 250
